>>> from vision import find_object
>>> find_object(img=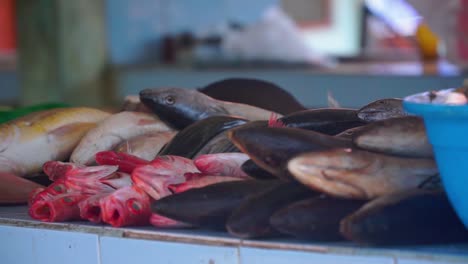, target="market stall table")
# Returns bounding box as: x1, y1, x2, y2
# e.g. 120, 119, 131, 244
0, 206, 467, 264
